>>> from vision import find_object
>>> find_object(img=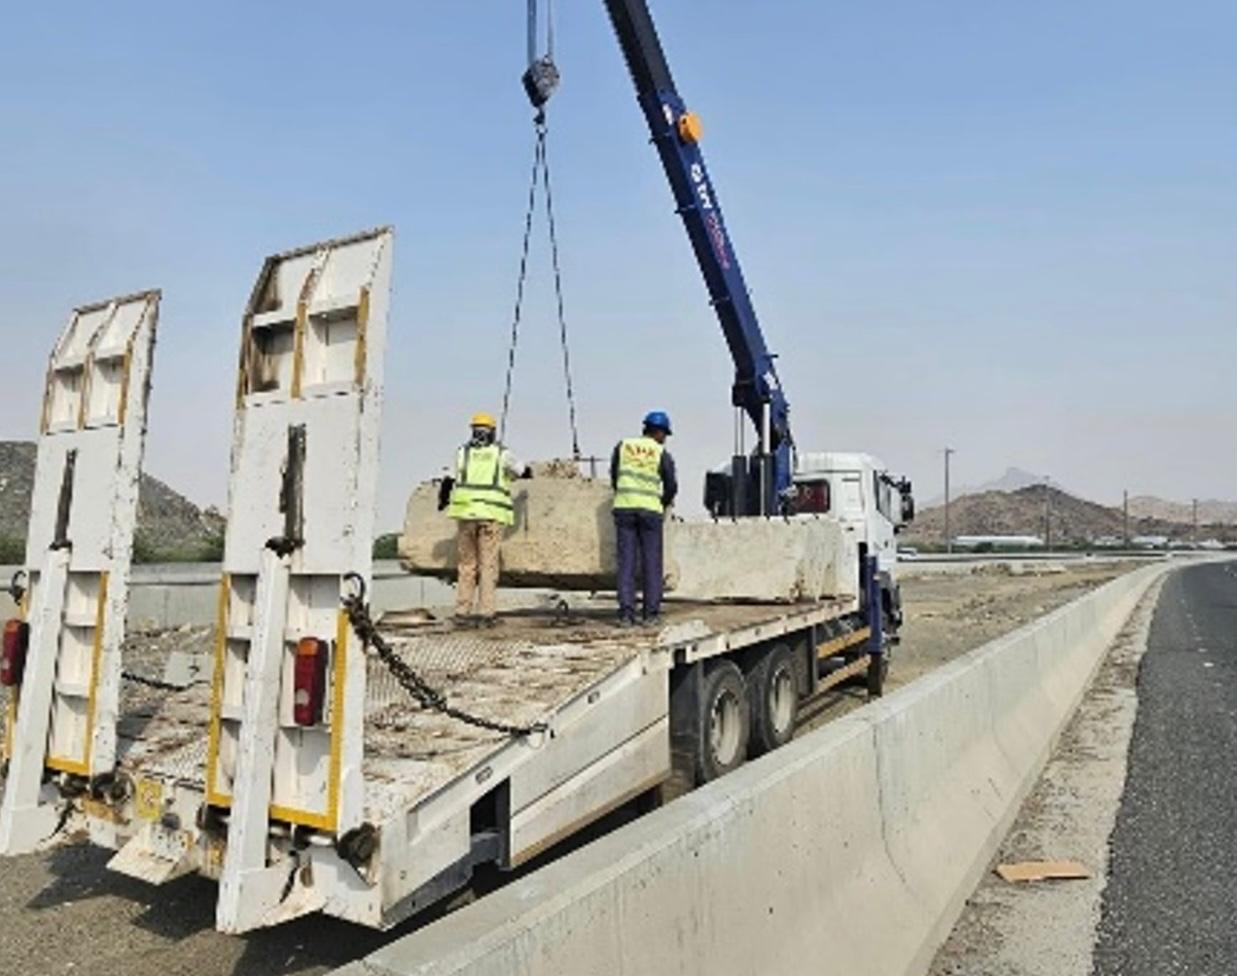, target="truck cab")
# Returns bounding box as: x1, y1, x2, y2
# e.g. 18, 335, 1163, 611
790, 451, 914, 632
